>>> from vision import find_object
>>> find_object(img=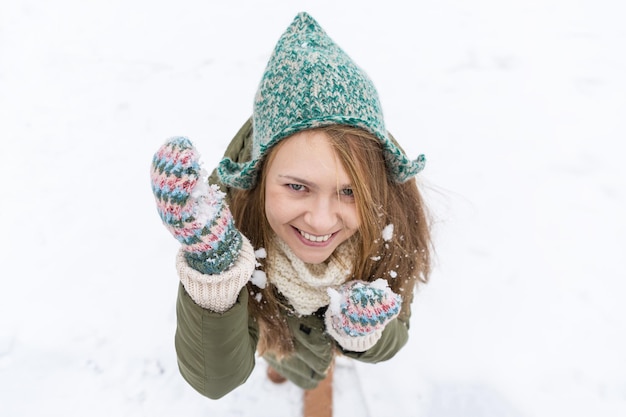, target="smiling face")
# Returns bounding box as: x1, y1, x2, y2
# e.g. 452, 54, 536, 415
264, 130, 361, 264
